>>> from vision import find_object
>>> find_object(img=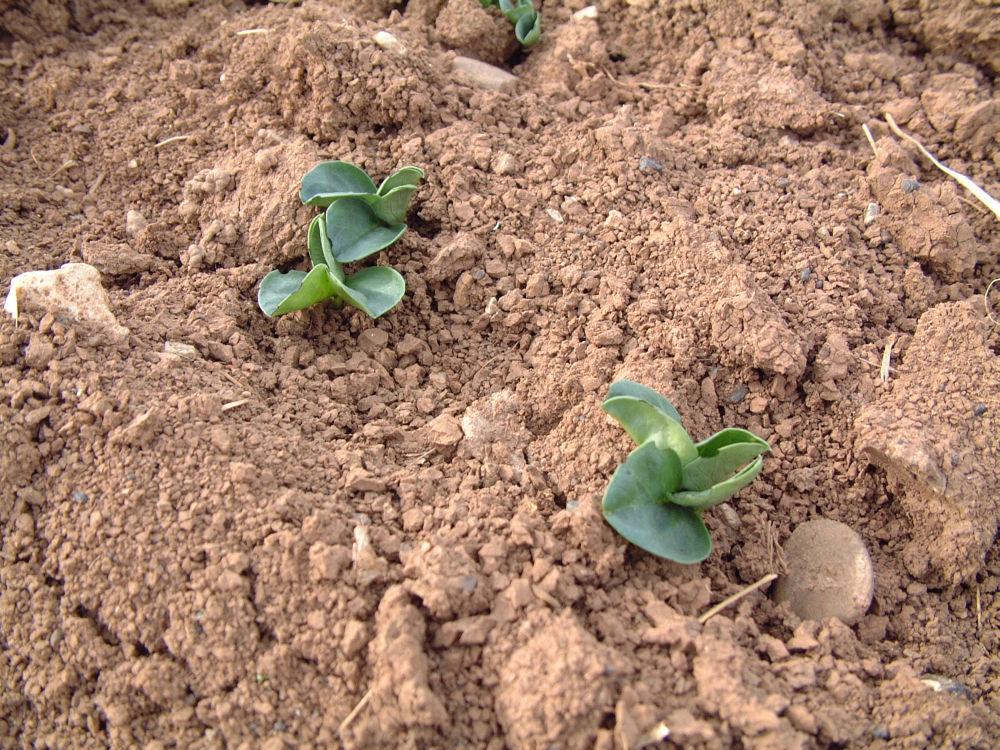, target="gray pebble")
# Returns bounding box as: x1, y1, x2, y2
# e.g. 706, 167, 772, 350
459, 575, 479, 593
639, 156, 663, 172
920, 674, 971, 699
799, 267, 812, 282
773, 518, 874, 625
901, 178, 920, 193
973, 403, 987, 417
71, 490, 88, 503
815, 278, 824, 289
727, 384, 748, 404
863, 202, 880, 225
